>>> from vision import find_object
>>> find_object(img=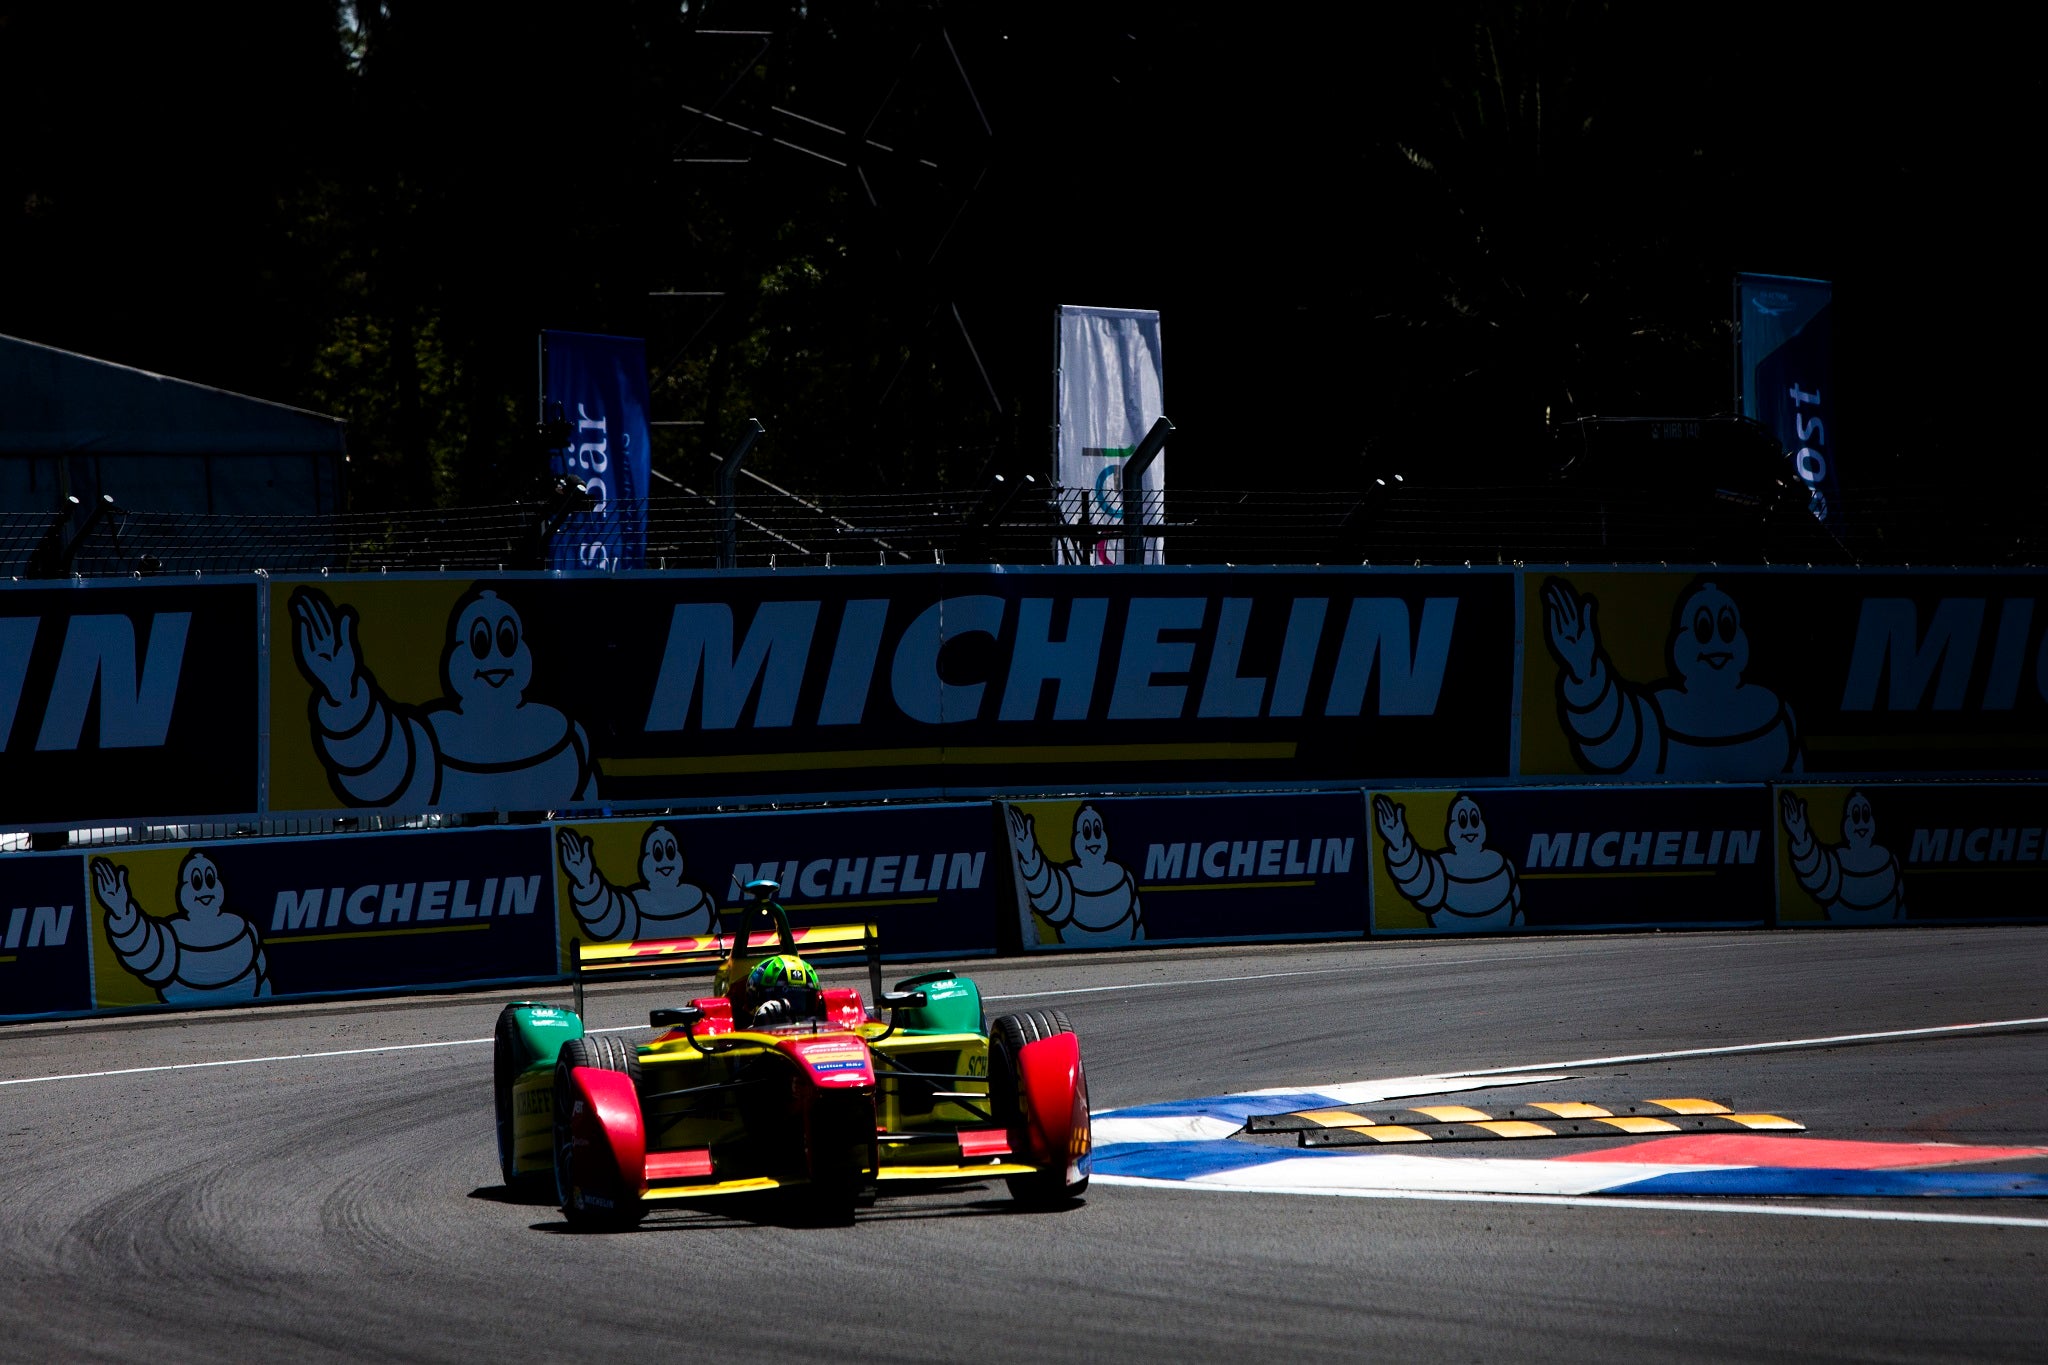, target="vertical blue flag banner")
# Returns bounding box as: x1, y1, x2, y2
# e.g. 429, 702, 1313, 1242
542, 330, 652, 571
1737, 274, 1838, 532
